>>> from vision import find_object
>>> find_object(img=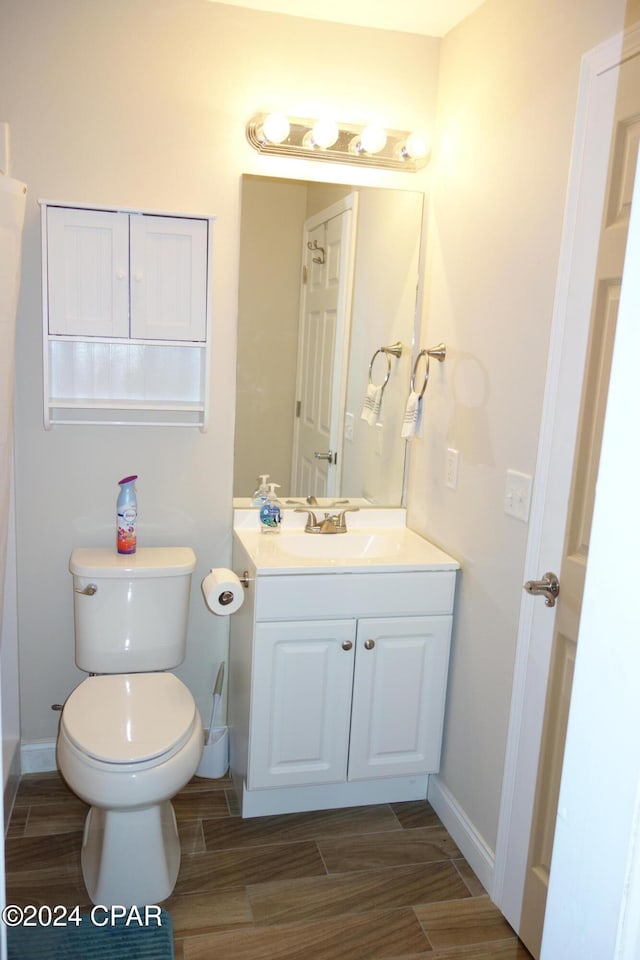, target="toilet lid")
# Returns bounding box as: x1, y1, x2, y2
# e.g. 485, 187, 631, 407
62, 673, 197, 764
